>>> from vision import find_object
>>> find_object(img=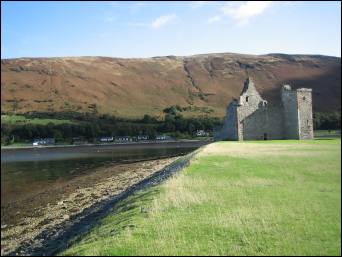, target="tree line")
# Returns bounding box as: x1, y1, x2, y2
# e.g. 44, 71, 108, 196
1, 109, 222, 145
1, 109, 340, 145
313, 112, 340, 130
